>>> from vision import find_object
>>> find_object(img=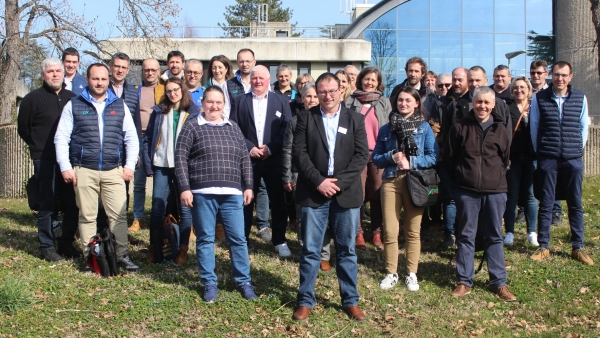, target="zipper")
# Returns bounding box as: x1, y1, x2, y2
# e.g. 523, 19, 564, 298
80, 146, 84, 165
99, 107, 104, 171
